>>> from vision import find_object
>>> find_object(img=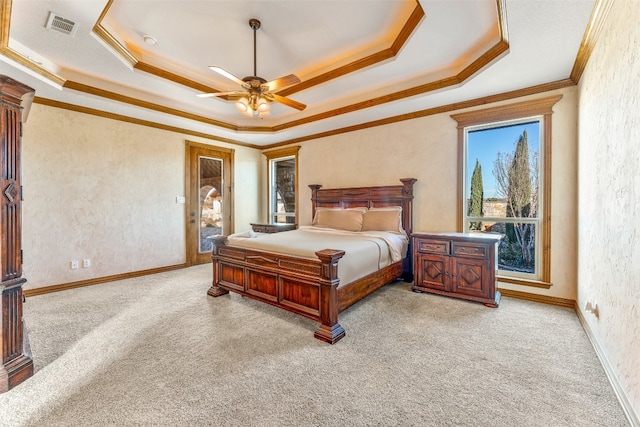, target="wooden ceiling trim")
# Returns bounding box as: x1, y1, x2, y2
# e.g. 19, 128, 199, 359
133, 62, 221, 94
390, 1, 426, 54
570, 0, 613, 83
102, 2, 423, 100
31, 78, 574, 153
0, 47, 66, 88
91, 0, 138, 68
1, 0, 11, 46
277, 1, 425, 98
0, 0, 66, 87
63, 80, 239, 130
261, 79, 575, 150
52, 30, 517, 146
33, 97, 261, 149
50, 0, 506, 135
92, 0, 424, 104
456, 39, 509, 82
44, 23, 509, 138
271, 39, 509, 134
